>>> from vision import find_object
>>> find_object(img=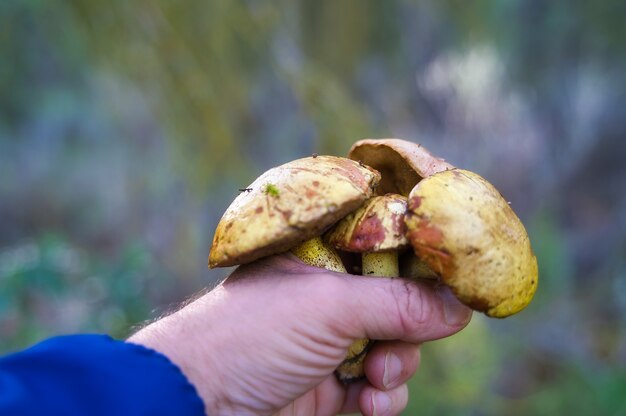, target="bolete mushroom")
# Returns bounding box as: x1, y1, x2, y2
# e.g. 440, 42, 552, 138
347, 138, 450, 280
326, 194, 409, 277
405, 169, 538, 317
209, 155, 380, 268
208, 155, 381, 382
348, 138, 453, 196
